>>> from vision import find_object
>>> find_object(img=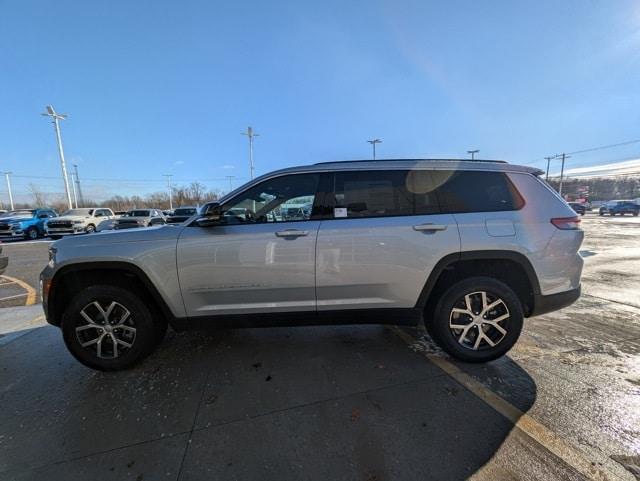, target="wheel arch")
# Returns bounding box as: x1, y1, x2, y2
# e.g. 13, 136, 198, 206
416, 250, 541, 318
49, 261, 179, 329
